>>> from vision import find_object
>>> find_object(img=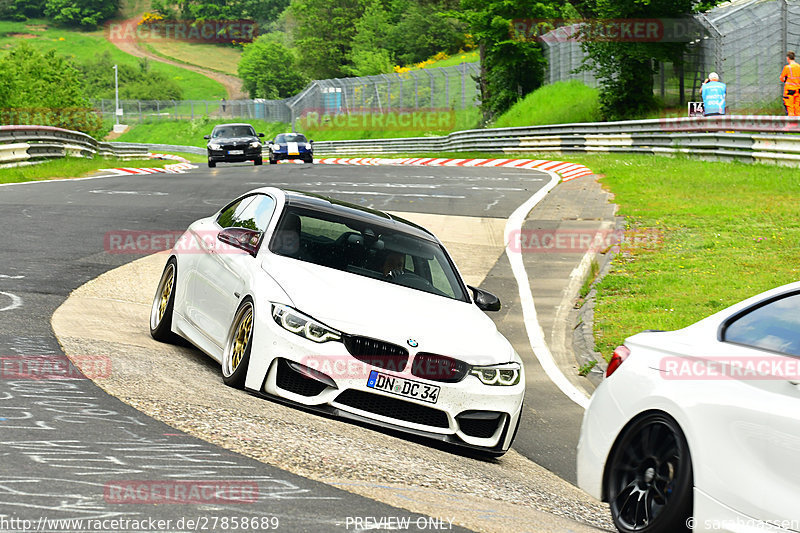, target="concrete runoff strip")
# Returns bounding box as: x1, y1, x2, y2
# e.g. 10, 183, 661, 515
52, 213, 612, 533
